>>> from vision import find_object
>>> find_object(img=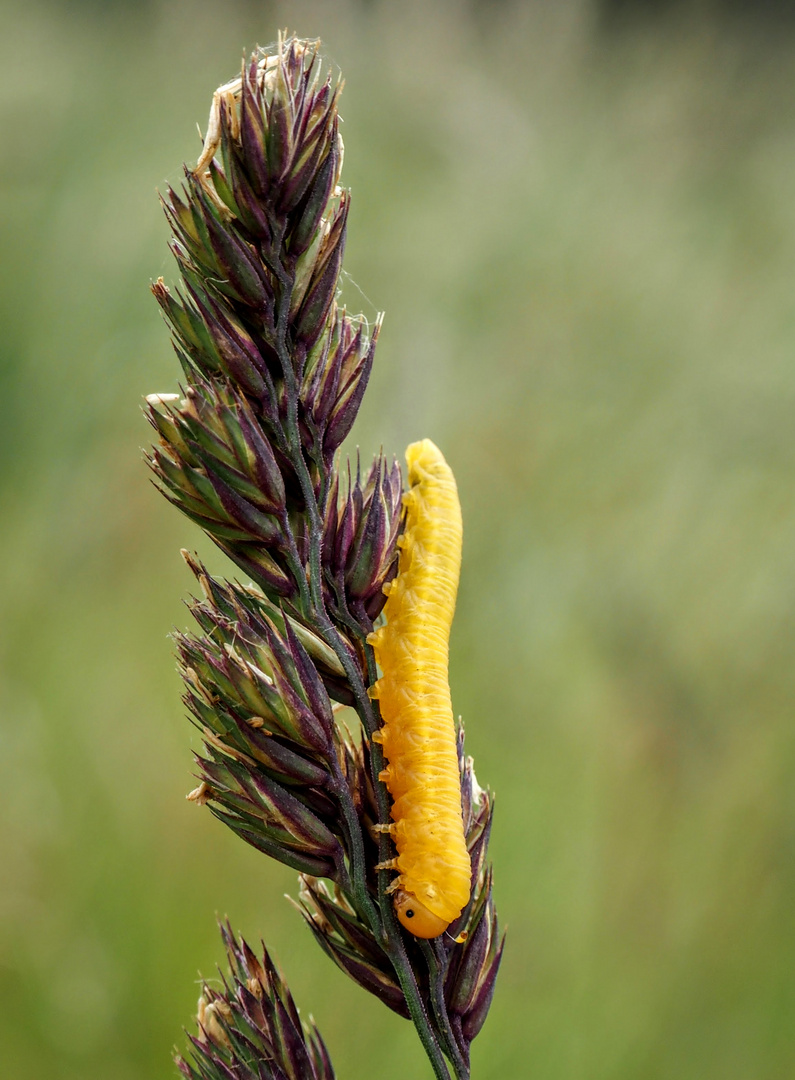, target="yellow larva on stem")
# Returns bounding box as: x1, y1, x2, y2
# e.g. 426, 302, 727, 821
367, 438, 471, 939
